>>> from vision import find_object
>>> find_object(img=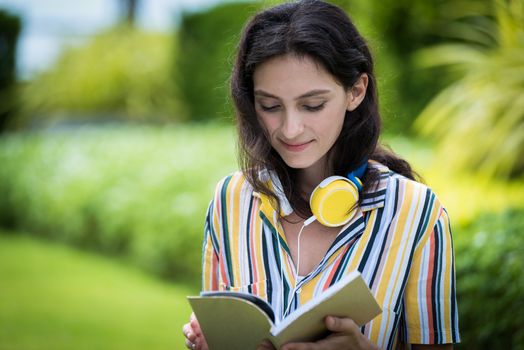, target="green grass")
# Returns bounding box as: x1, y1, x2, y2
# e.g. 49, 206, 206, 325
0, 232, 197, 350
